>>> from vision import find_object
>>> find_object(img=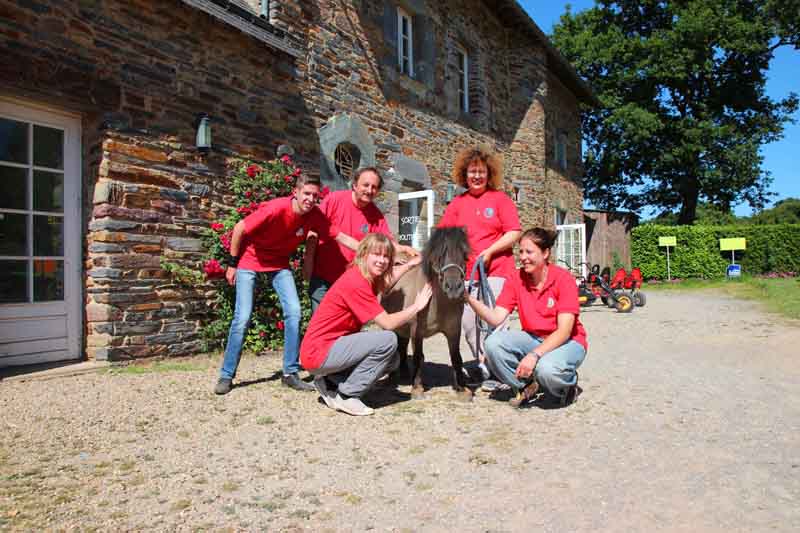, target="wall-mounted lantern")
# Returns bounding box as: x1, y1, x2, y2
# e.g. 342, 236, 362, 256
196, 113, 212, 154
